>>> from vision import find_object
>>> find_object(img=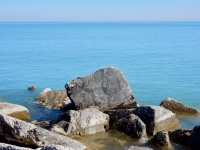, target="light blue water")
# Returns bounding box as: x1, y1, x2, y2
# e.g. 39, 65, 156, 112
0, 22, 200, 129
